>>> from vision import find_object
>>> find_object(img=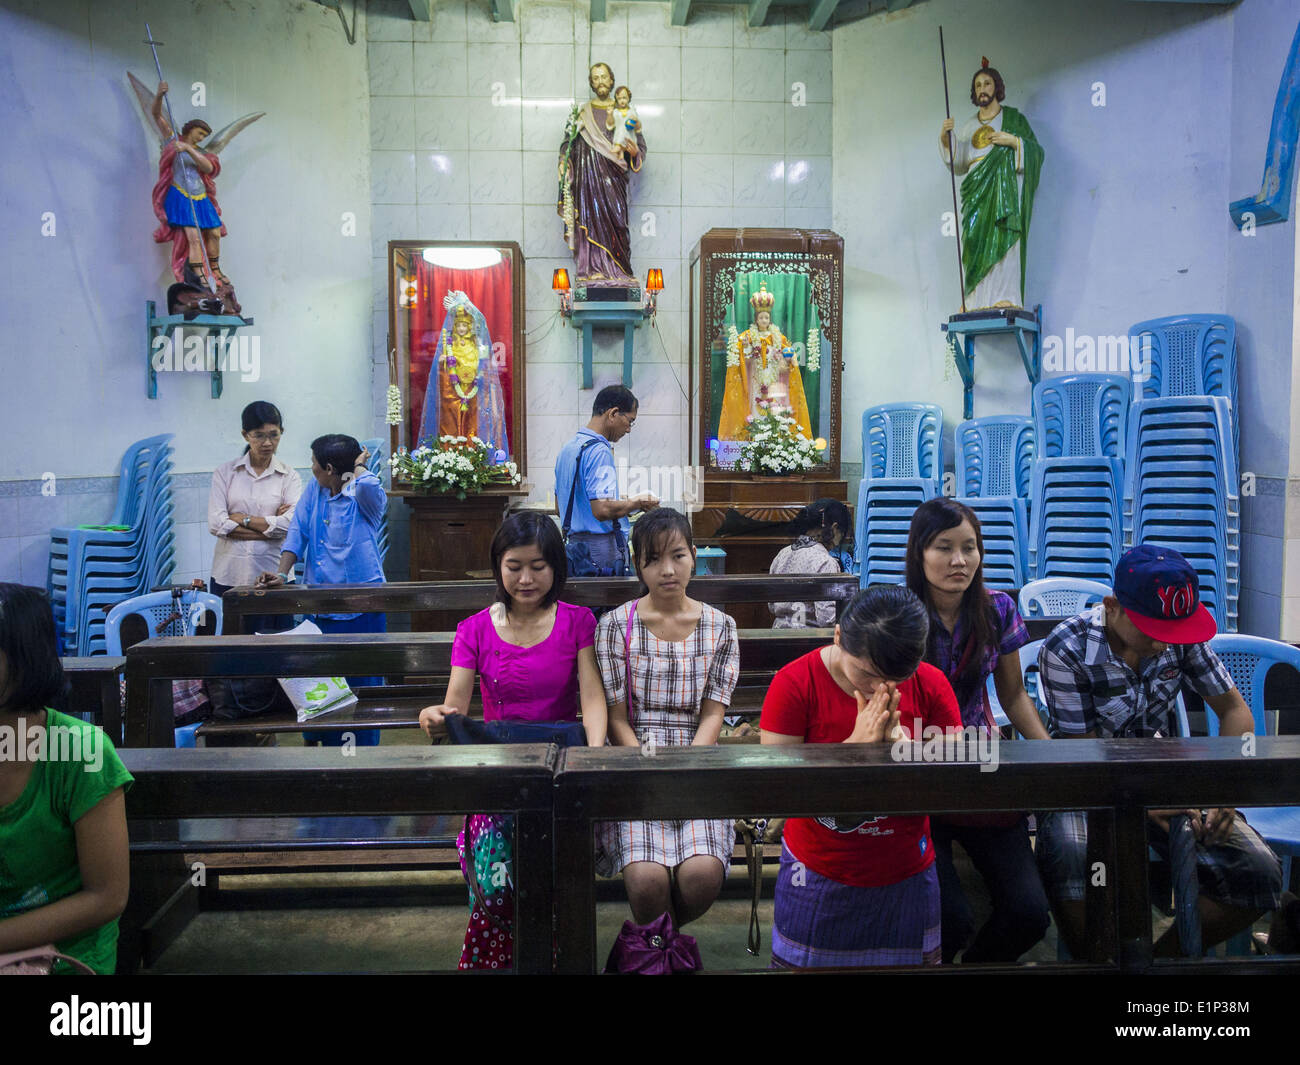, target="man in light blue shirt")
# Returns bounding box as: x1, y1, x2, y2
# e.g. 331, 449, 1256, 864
259, 433, 387, 746
555, 385, 657, 575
